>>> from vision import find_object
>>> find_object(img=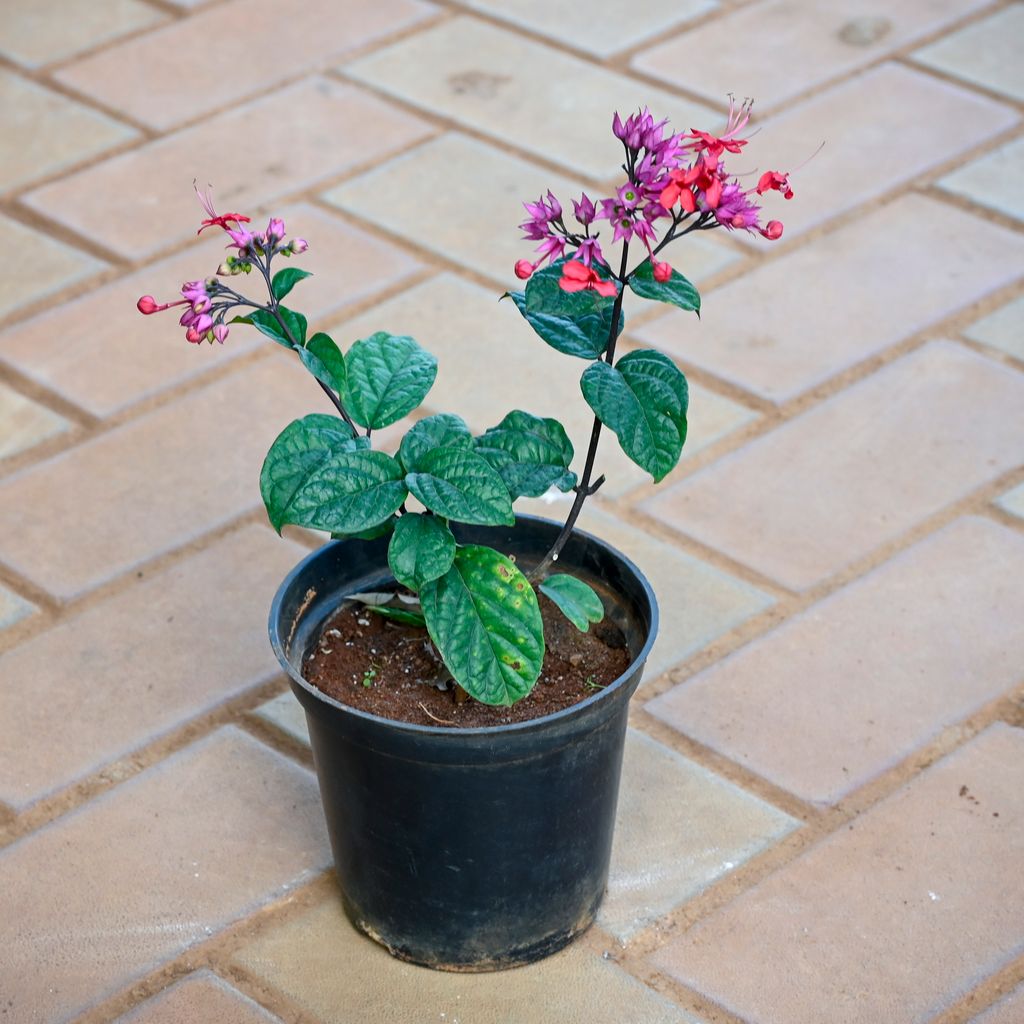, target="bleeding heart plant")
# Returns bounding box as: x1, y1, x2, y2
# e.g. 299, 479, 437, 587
138, 104, 793, 707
